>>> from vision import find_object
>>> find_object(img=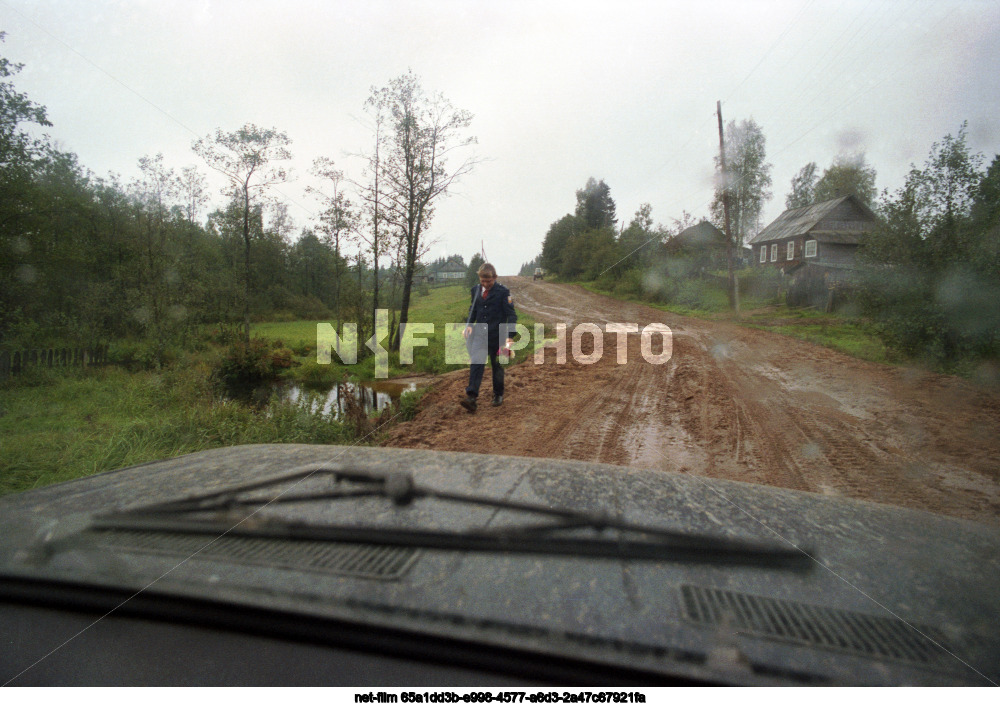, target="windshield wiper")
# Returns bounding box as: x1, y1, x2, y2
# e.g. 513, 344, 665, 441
91, 464, 814, 569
